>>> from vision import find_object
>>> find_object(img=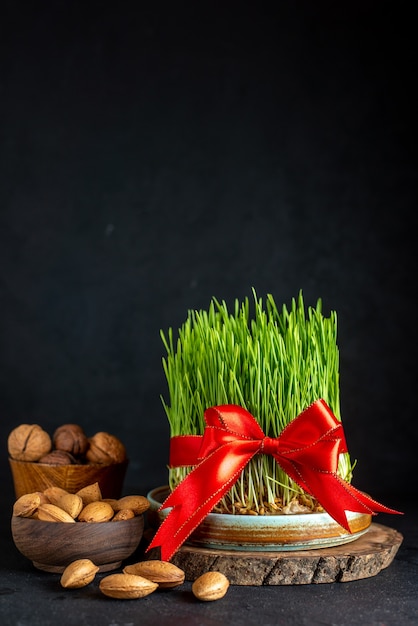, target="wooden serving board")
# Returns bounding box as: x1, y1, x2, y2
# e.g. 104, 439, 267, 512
168, 523, 402, 585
